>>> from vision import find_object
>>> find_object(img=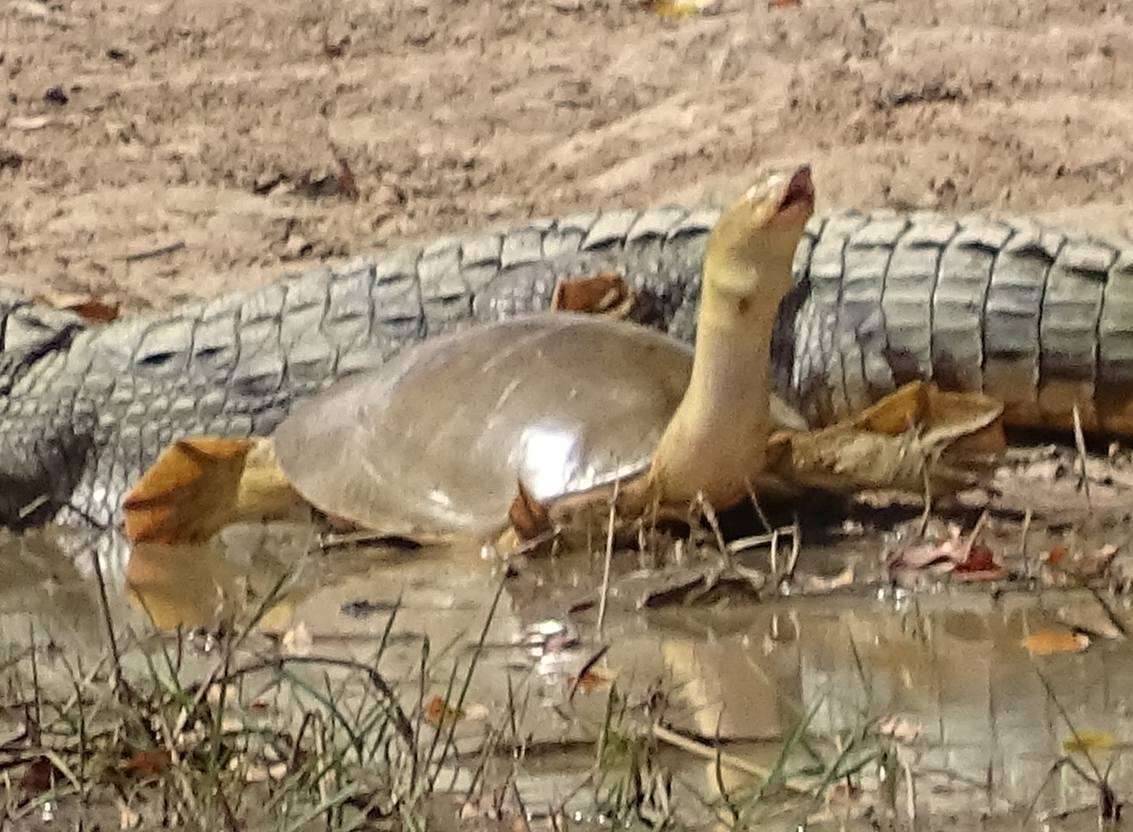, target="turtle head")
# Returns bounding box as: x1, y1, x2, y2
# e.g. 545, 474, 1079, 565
704, 164, 814, 303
